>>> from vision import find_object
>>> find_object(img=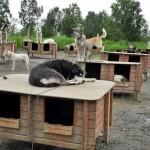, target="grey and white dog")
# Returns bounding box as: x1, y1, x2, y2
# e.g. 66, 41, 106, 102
73, 27, 91, 62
